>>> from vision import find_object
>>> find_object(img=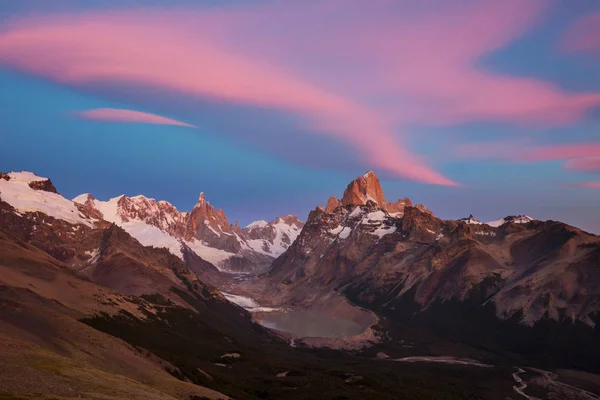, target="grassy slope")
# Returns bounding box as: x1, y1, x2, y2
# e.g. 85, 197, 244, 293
0, 230, 228, 400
